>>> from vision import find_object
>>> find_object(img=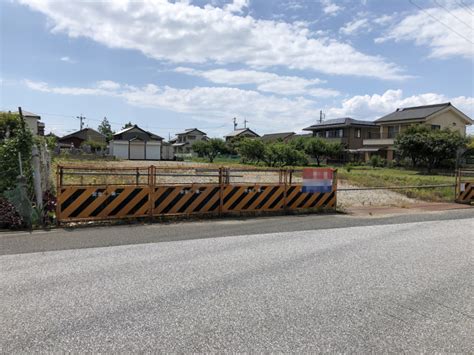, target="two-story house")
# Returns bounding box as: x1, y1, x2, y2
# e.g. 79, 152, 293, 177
170, 128, 208, 156
363, 103, 473, 161
303, 117, 379, 162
